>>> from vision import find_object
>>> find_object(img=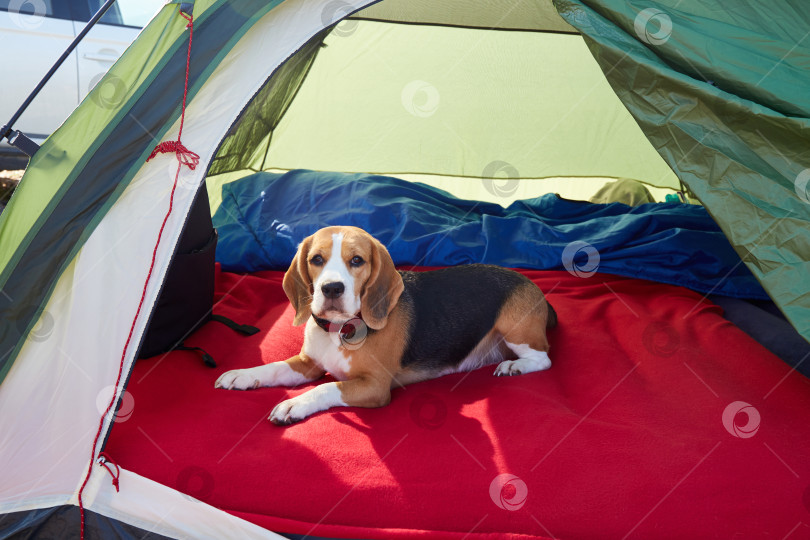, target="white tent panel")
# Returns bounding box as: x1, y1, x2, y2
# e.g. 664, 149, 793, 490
0, 153, 197, 511
87, 468, 284, 538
